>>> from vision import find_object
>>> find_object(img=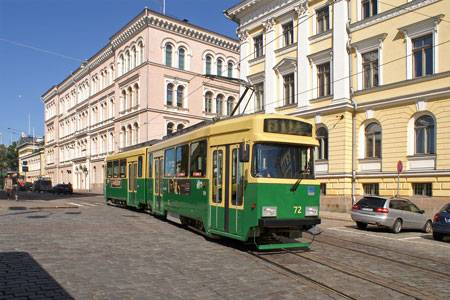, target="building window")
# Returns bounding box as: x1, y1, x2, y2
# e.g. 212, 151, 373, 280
363, 51, 378, 89
316, 6, 329, 34
165, 44, 173, 67
413, 35, 433, 78
365, 123, 381, 158
178, 48, 185, 70
283, 73, 295, 105
362, 0, 377, 19
316, 127, 328, 160
216, 94, 223, 115
415, 115, 435, 154
317, 62, 331, 97
217, 59, 223, 76
255, 83, 264, 112
413, 183, 432, 197
166, 84, 174, 106
176, 86, 184, 107
363, 183, 379, 195
227, 62, 233, 78
254, 35, 264, 58
177, 124, 184, 132
205, 92, 212, 113
205, 55, 212, 75
167, 122, 174, 135
227, 97, 235, 116
320, 183, 327, 195
282, 22, 294, 47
